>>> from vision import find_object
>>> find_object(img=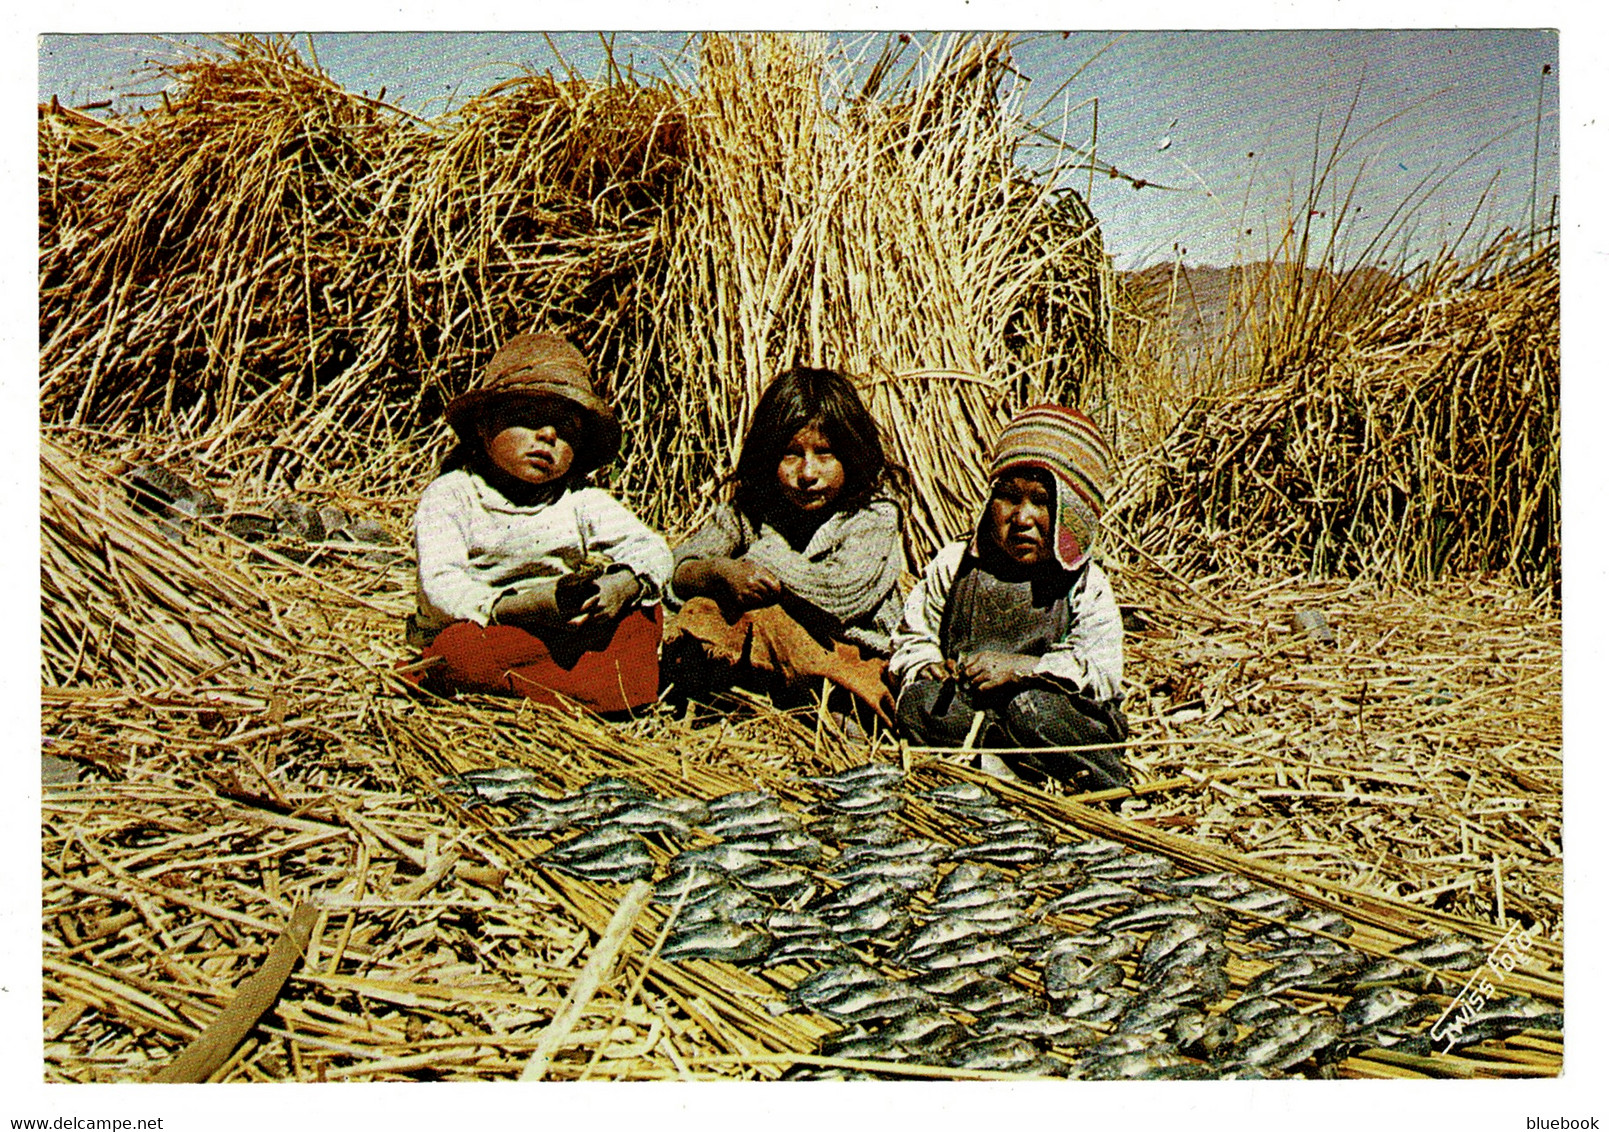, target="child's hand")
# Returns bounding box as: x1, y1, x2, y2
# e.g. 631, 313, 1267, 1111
494, 578, 562, 626
959, 650, 1036, 692
719, 559, 782, 607
570, 569, 641, 628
